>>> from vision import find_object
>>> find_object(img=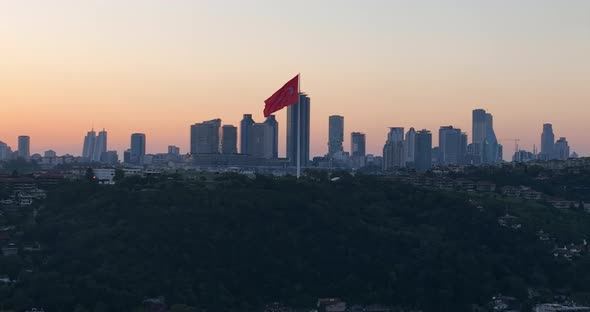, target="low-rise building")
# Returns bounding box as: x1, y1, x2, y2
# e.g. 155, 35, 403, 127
476, 181, 496, 192
317, 298, 346, 312
534, 304, 590, 312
